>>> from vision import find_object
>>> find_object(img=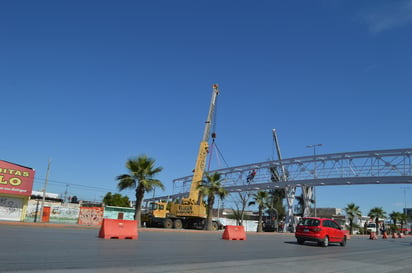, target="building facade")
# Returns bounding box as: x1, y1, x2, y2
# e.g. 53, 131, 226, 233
0, 160, 35, 221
